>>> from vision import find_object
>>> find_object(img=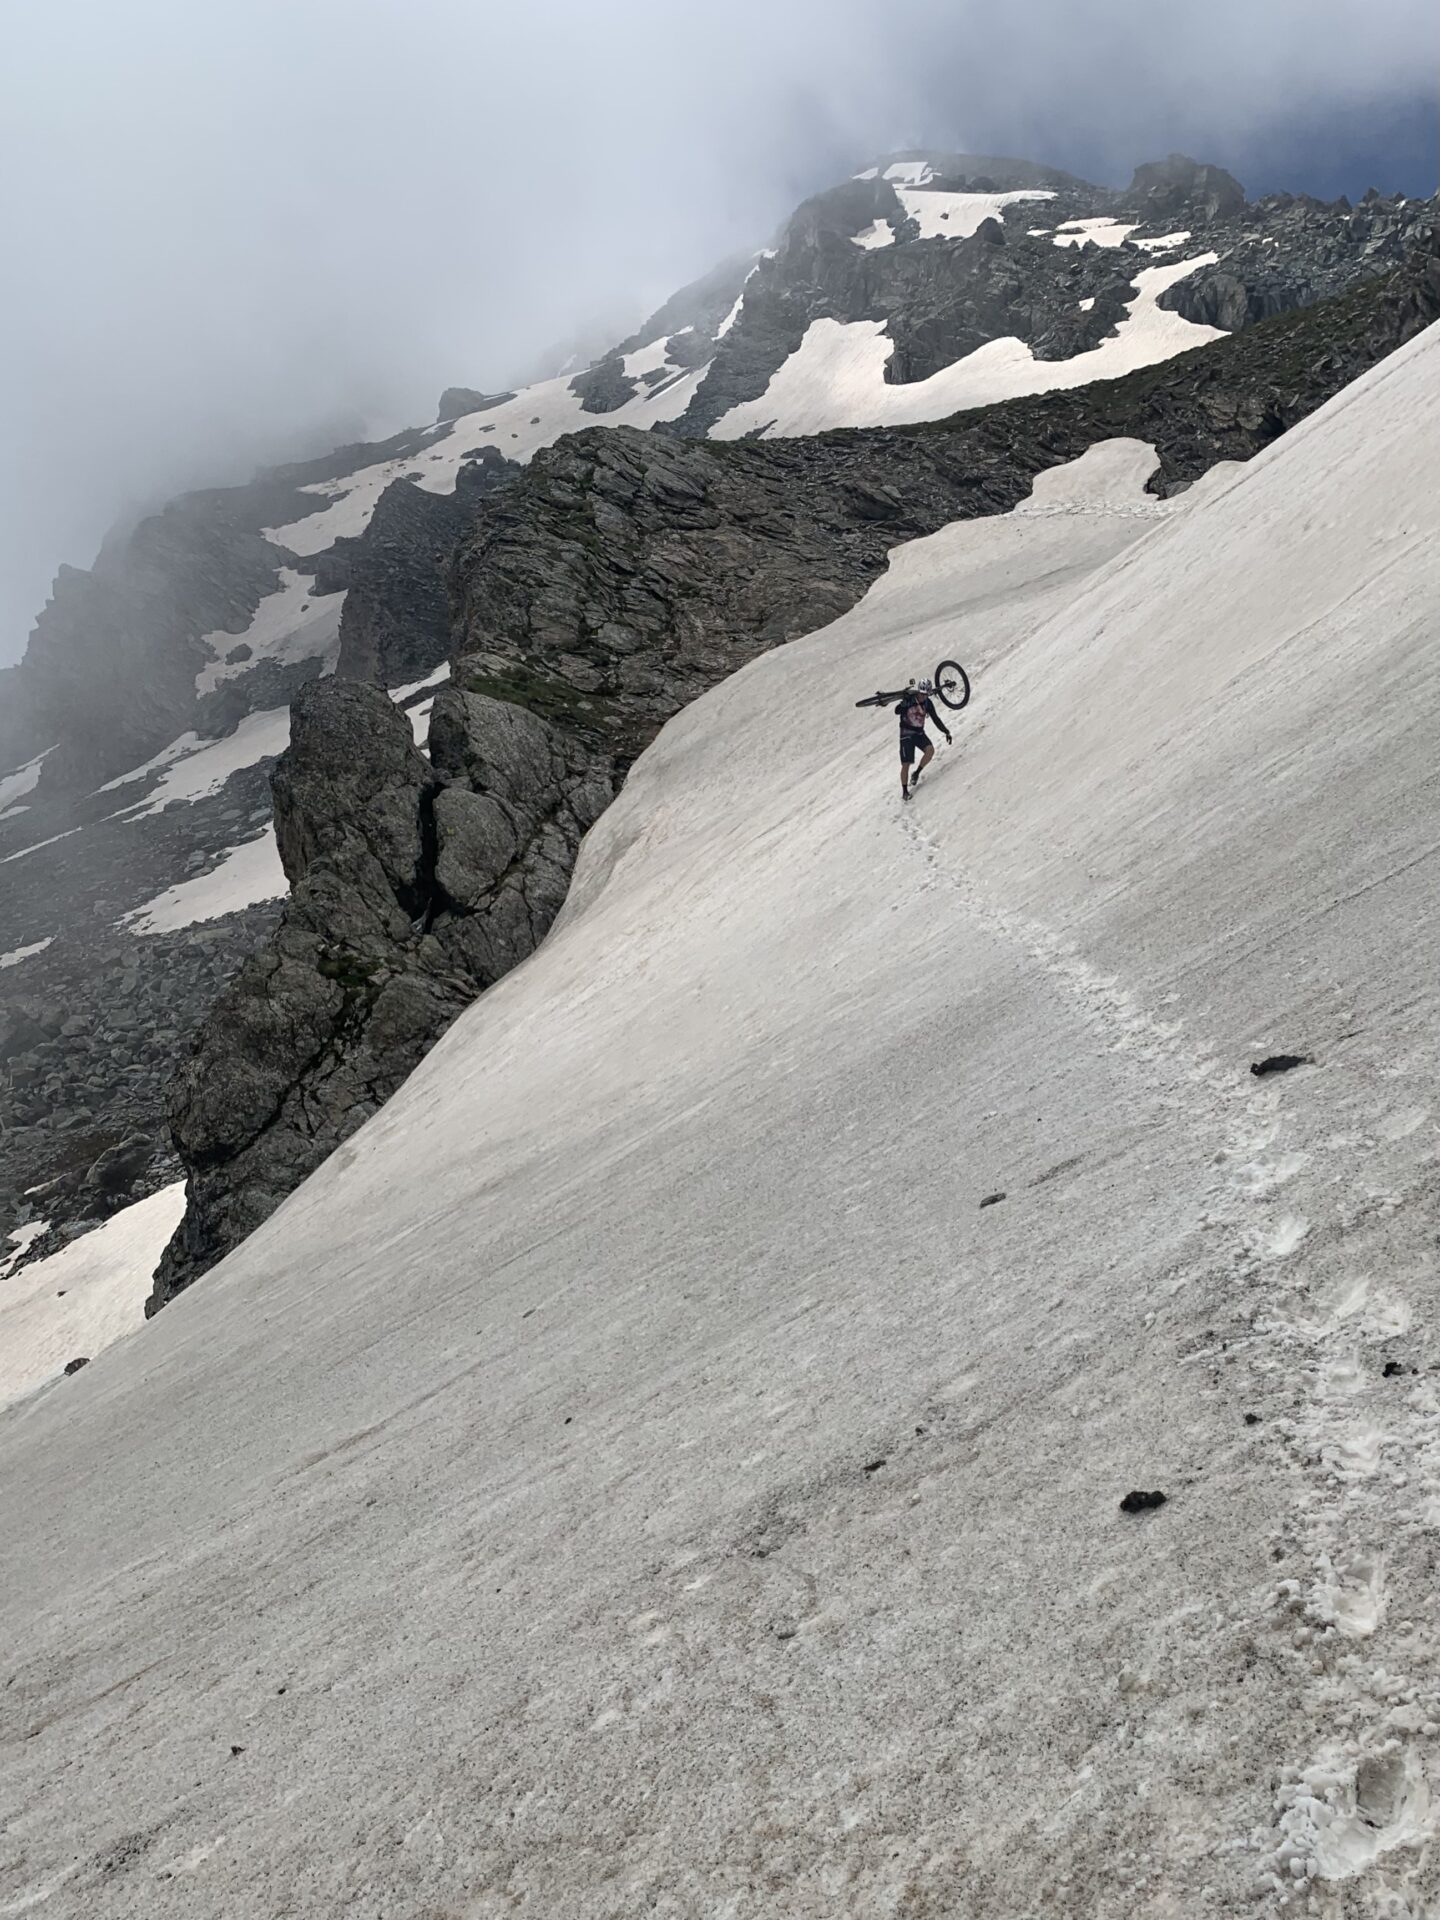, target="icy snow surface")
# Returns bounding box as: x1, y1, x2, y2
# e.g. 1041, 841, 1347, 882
123, 828, 286, 935
2, 328, 1439, 1915
0, 1183, 185, 1408
711, 254, 1221, 438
